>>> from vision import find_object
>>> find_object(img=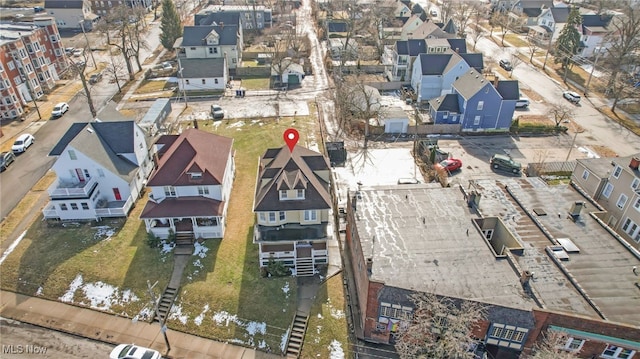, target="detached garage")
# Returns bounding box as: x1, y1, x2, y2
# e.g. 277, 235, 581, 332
381, 107, 409, 134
